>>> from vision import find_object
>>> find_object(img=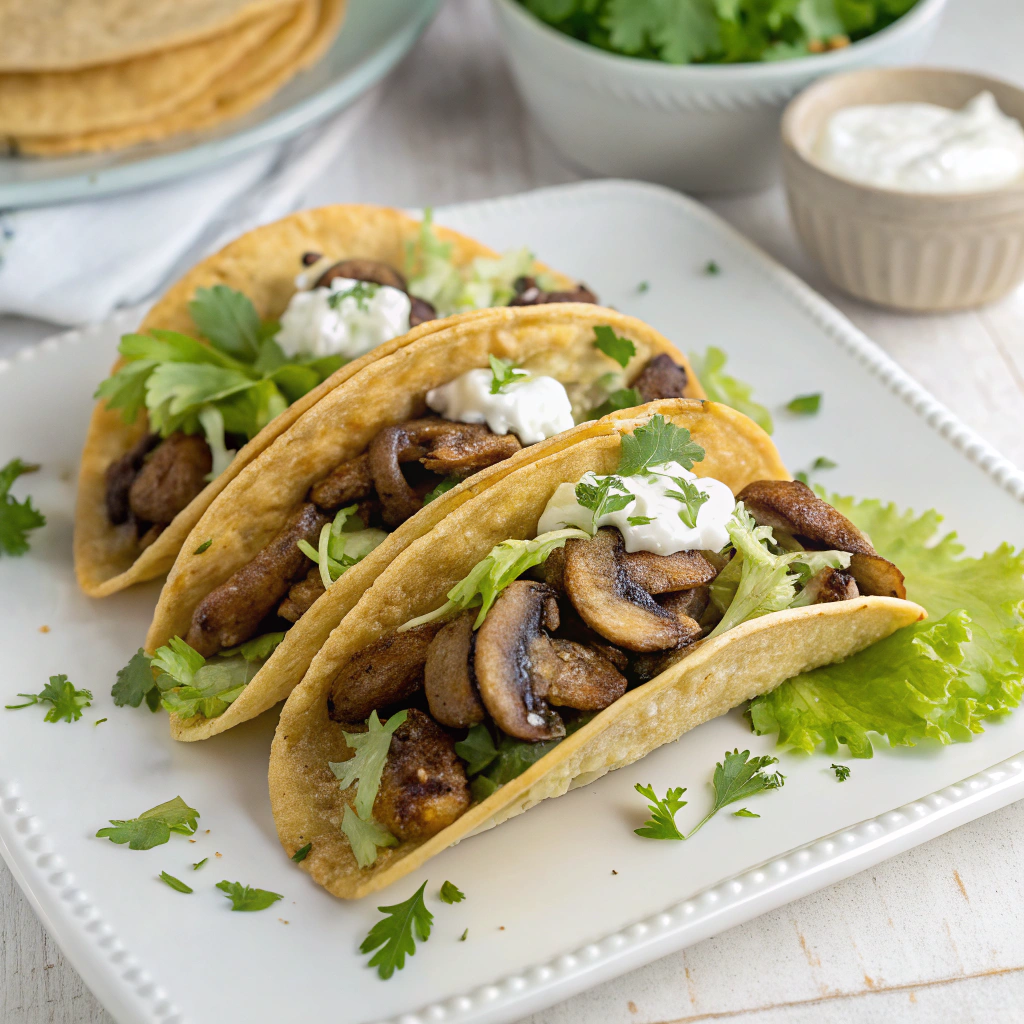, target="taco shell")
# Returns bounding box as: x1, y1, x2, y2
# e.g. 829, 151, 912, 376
266, 400, 924, 899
